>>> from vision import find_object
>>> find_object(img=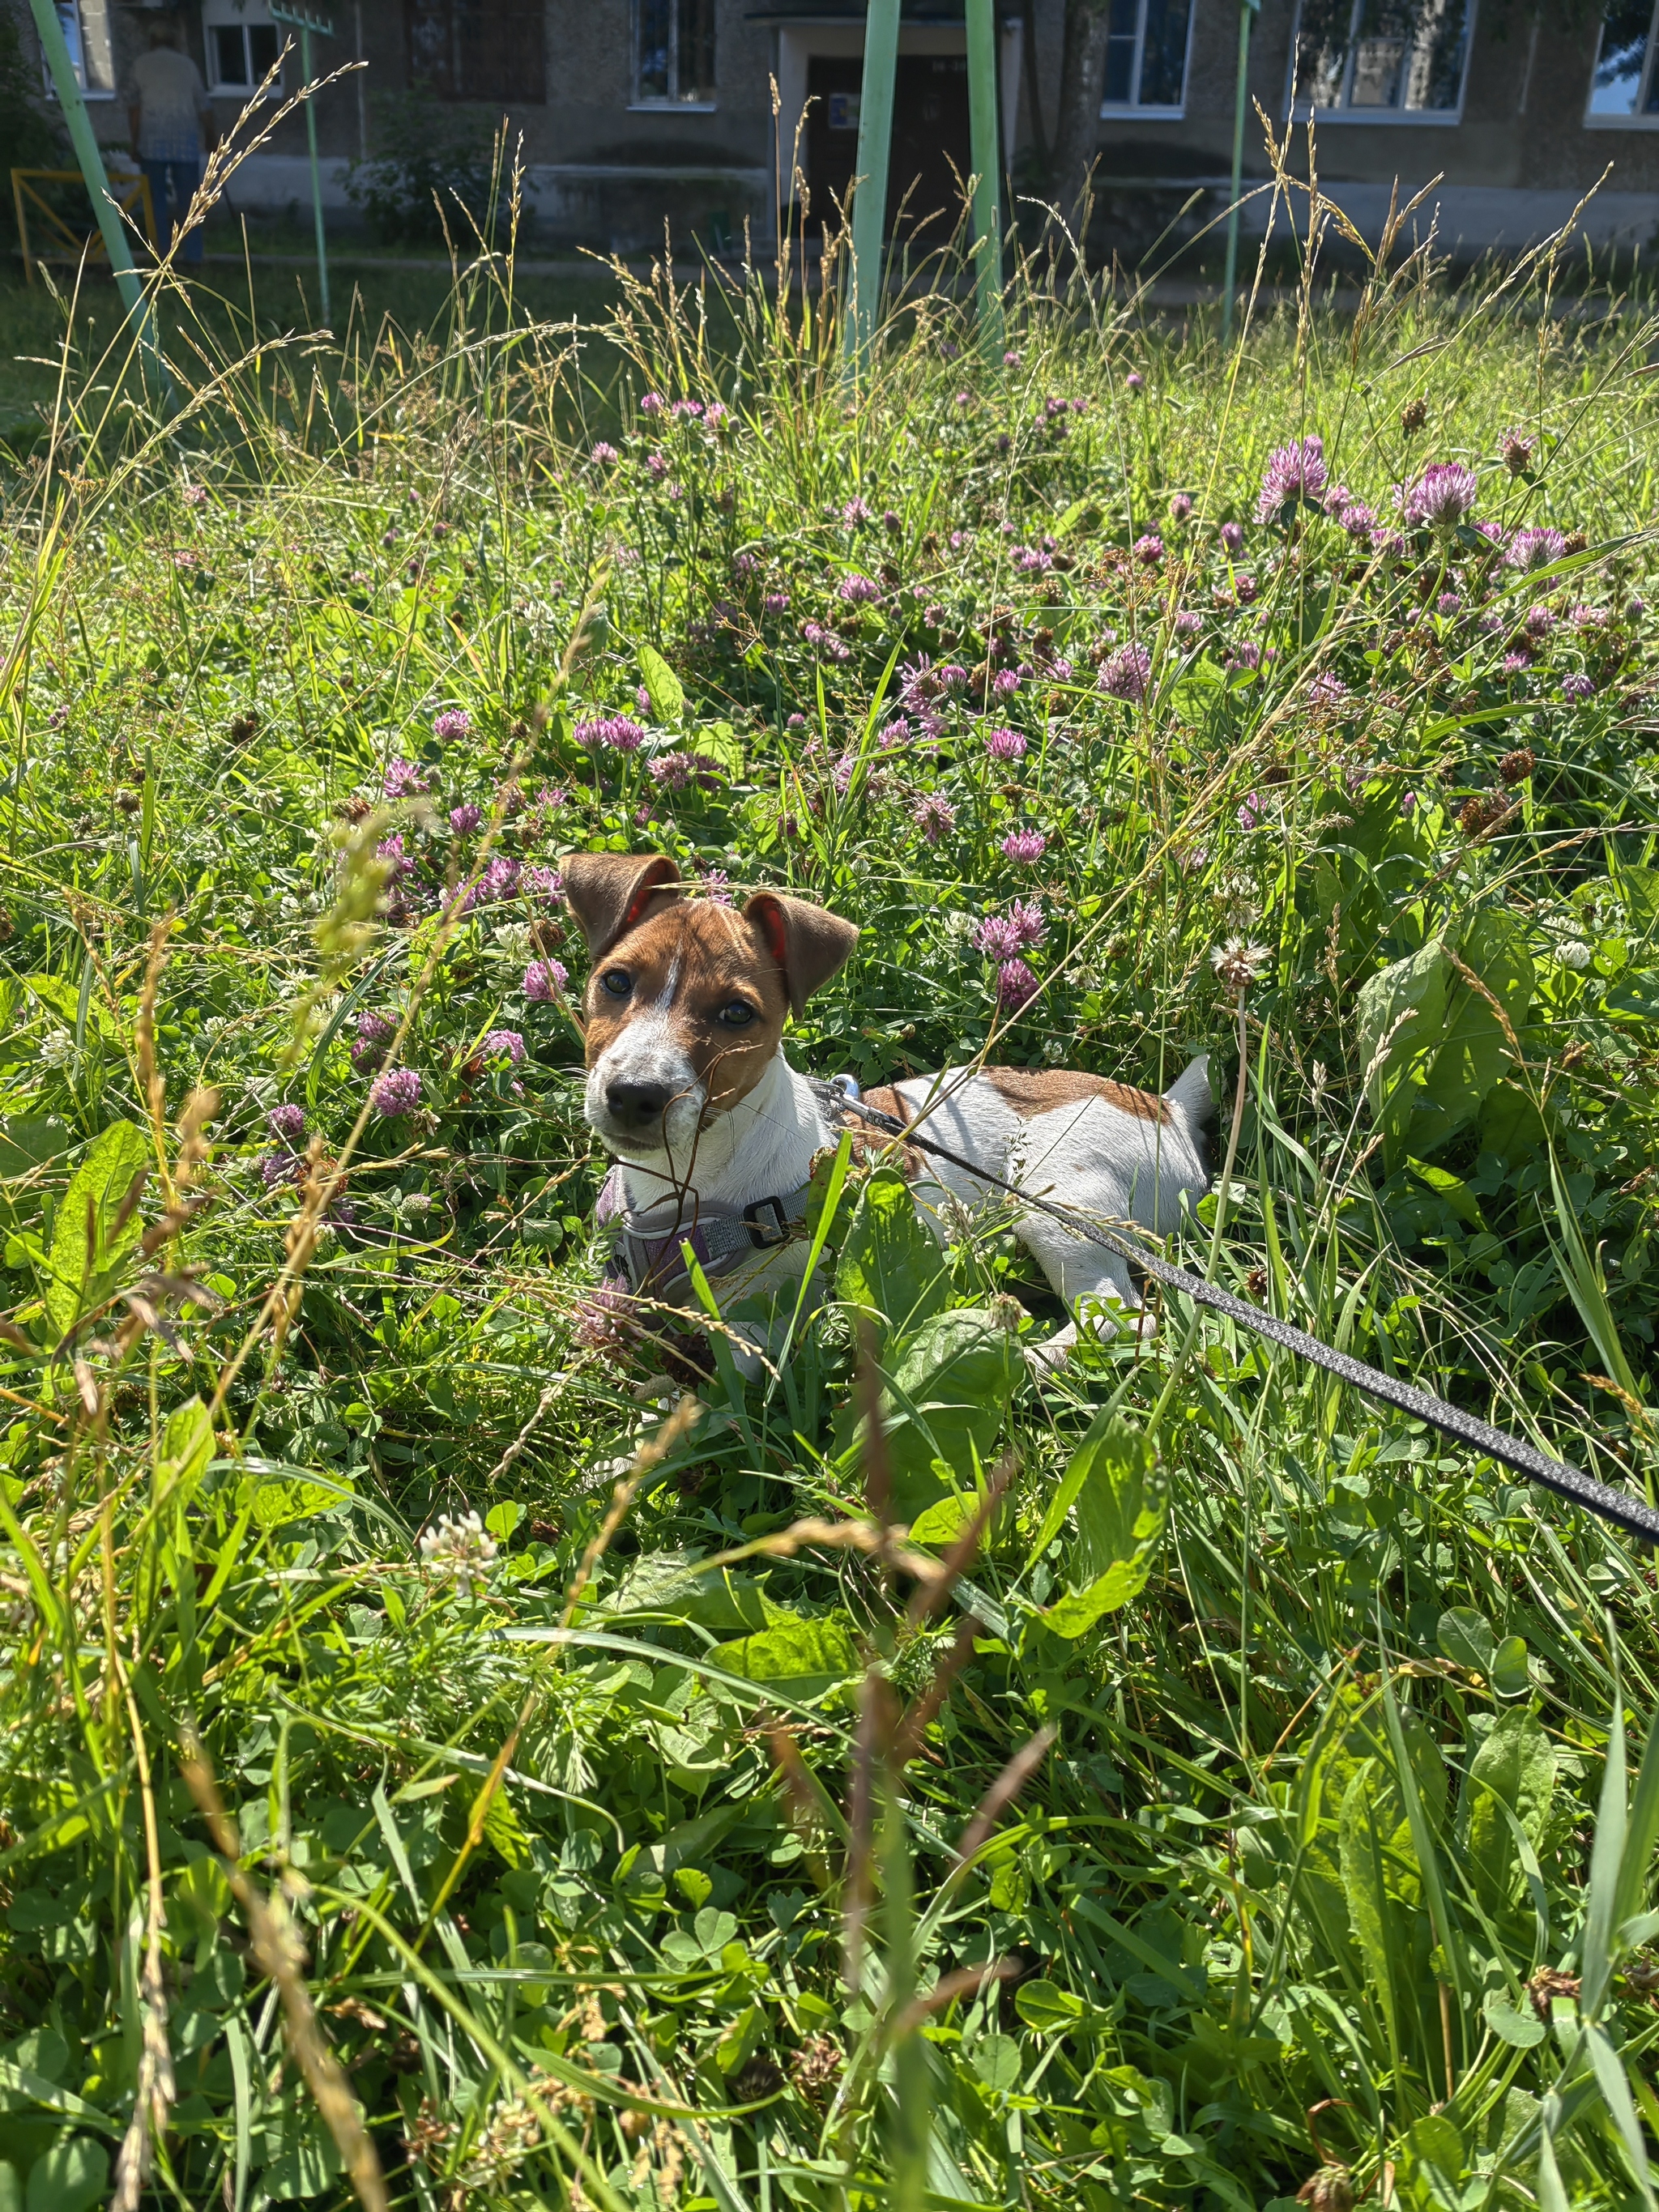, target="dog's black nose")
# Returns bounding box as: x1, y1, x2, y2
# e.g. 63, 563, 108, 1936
606, 1080, 671, 1132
